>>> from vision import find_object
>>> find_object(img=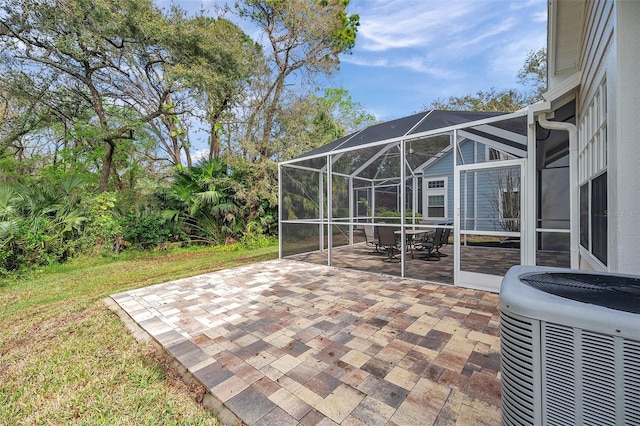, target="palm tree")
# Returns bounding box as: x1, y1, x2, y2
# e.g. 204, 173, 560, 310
0, 177, 87, 271
0, 184, 23, 270
160, 159, 244, 244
